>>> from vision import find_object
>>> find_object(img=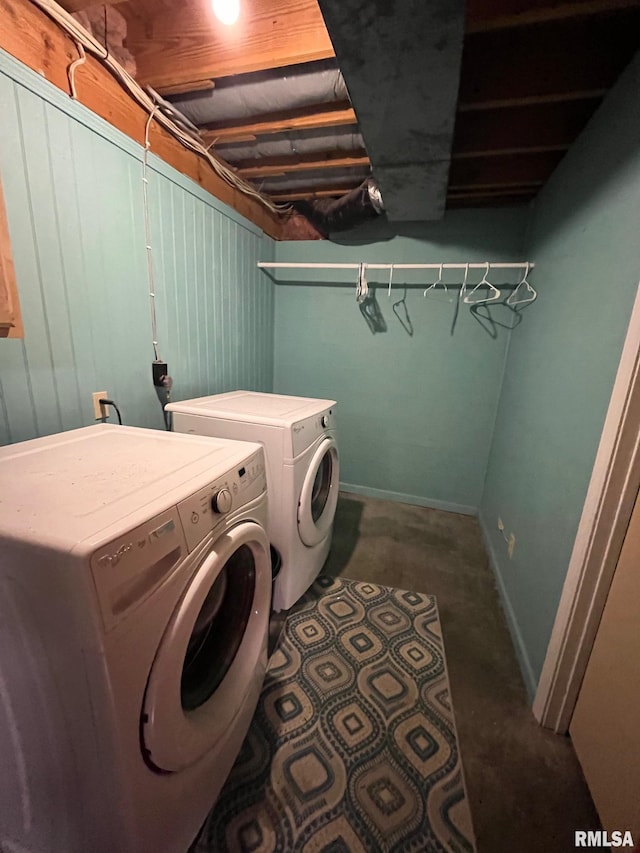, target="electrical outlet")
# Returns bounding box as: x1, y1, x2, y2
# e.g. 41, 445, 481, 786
92, 391, 107, 420
497, 517, 504, 532
508, 533, 516, 559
